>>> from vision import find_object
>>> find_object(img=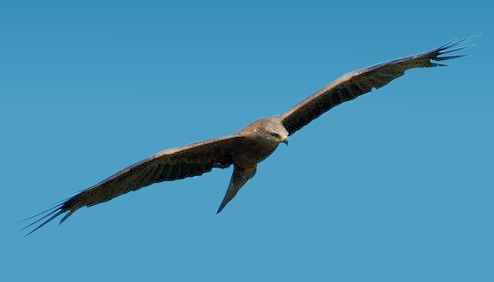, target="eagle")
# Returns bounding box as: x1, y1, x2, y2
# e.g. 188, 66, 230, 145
23, 38, 472, 235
